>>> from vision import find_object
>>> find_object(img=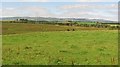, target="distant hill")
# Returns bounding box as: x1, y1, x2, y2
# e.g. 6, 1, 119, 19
0, 17, 117, 23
